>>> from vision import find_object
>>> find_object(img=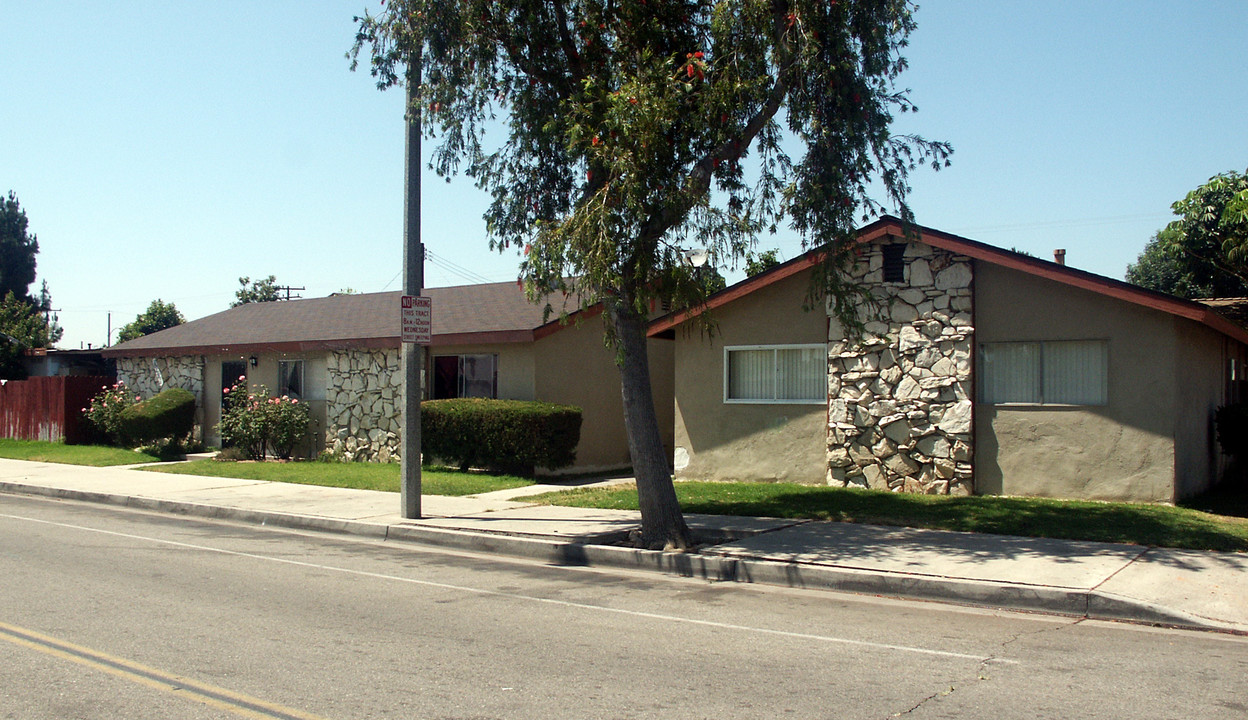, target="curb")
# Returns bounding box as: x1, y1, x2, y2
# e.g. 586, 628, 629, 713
0, 482, 1229, 633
